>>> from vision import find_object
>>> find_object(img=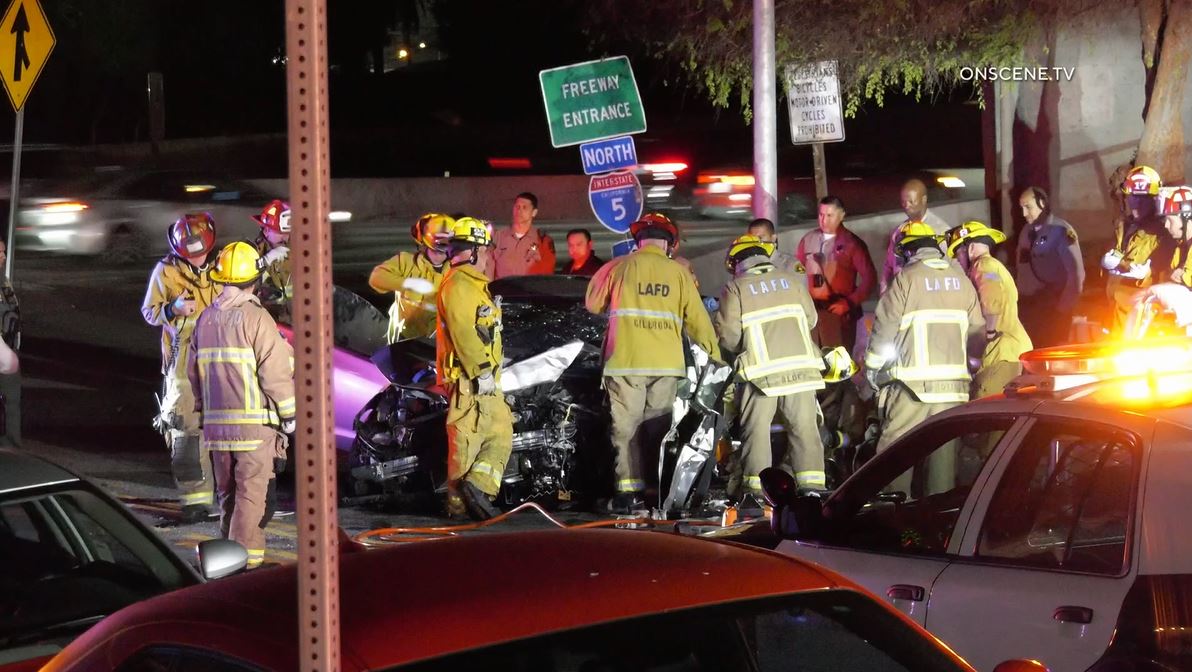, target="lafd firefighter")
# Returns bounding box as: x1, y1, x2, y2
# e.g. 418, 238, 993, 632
716, 235, 826, 498
141, 213, 222, 522
864, 221, 985, 494
1103, 165, 1173, 335
1161, 186, 1192, 288
371, 213, 454, 343
251, 199, 292, 323
187, 241, 295, 569
945, 221, 1033, 399
585, 212, 720, 514
437, 217, 513, 520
